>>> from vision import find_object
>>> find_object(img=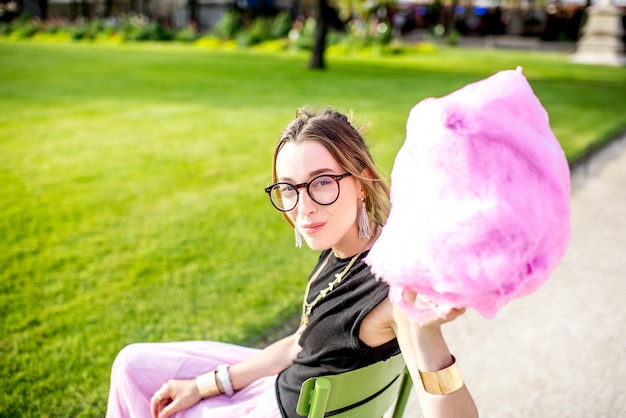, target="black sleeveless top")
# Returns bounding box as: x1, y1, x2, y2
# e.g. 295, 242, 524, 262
275, 249, 400, 417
